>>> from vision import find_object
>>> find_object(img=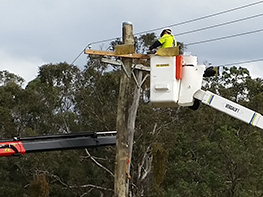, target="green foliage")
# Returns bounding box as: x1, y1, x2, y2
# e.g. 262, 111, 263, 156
74, 61, 120, 131
29, 174, 49, 197
0, 65, 116, 196
1, 34, 263, 197
136, 33, 156, 53
152, 143, 168, 187
0, 70, 24, 86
